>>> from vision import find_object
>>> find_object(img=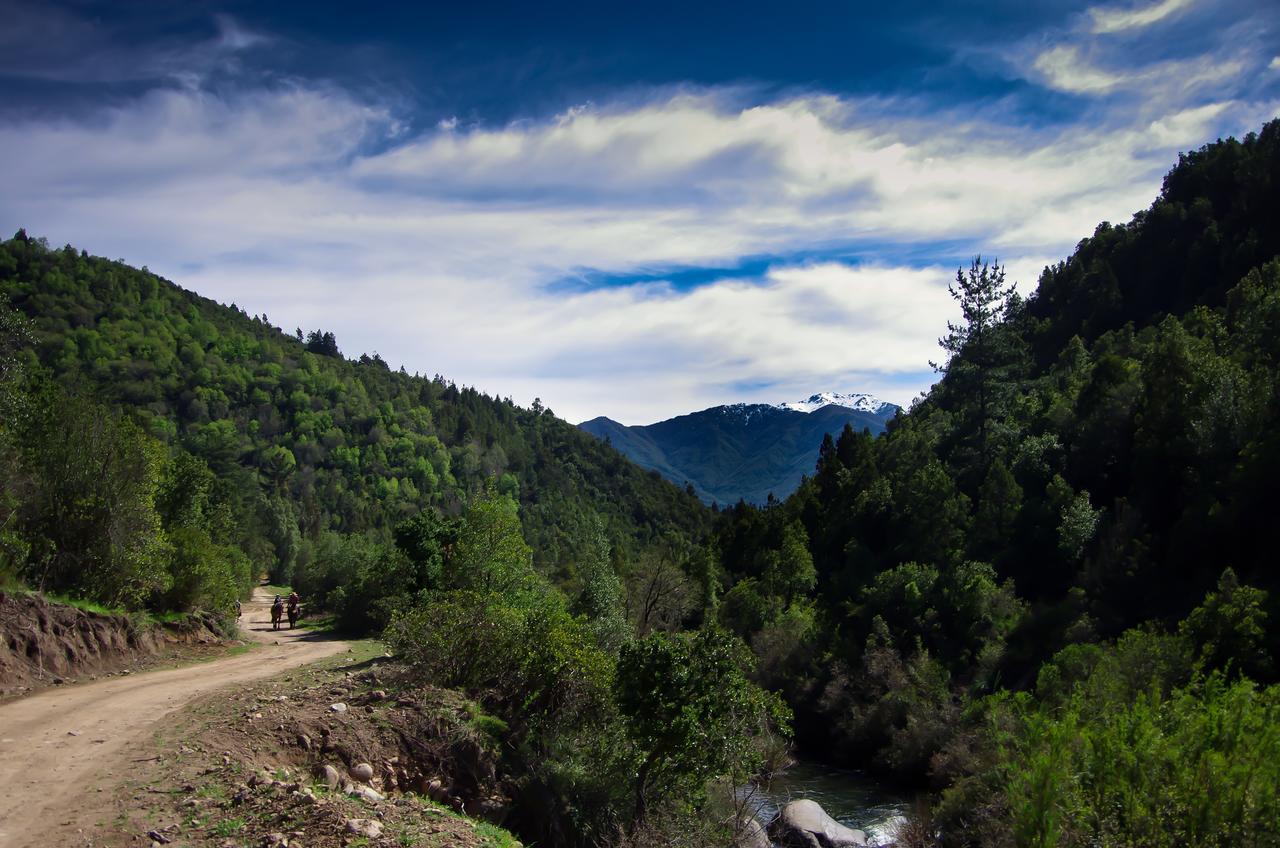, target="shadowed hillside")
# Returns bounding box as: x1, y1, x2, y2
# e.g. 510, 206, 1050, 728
581, 400, 897, 504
